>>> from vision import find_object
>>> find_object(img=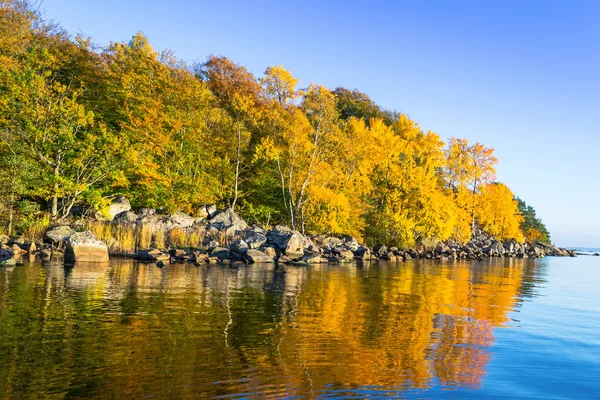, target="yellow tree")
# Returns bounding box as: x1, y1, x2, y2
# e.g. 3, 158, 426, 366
202, 56, 263, 211
476, 183, 524, 241
444, 137, 498, 240
367, 115, 457, 247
